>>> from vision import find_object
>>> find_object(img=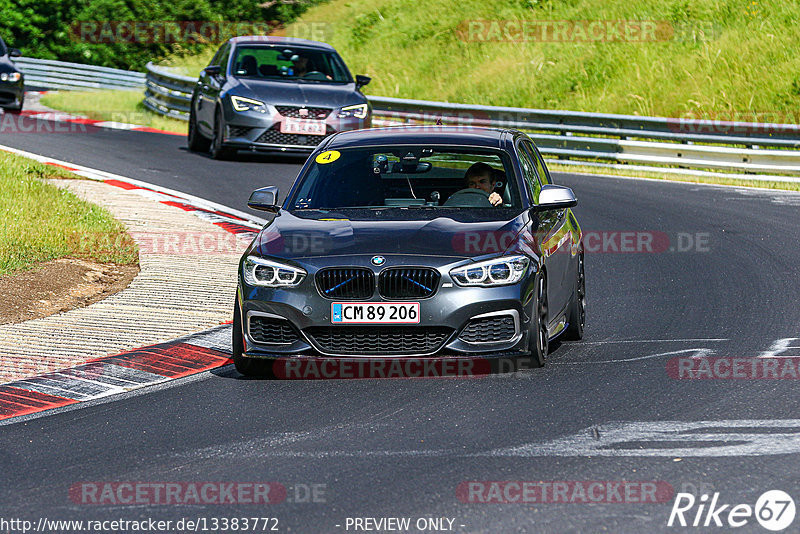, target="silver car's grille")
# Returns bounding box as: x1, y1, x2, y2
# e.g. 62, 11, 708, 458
458, 315, 516, 343
228, 125, 254, 138
256, 126, 332, 147
276, 106, 331, 119
304, 326, 453, 355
